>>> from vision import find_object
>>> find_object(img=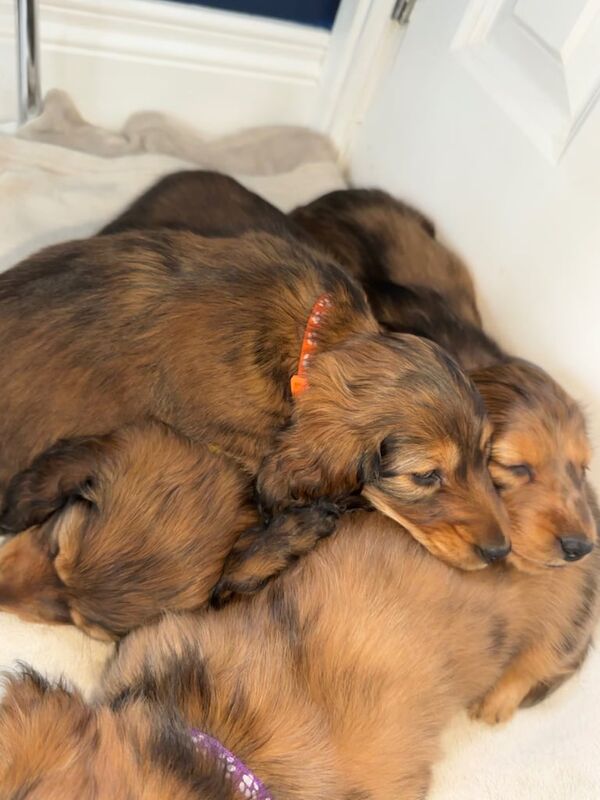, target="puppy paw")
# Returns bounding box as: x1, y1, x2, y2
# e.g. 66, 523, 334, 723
469, 688, 519, 725
211, 502, 340, 607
